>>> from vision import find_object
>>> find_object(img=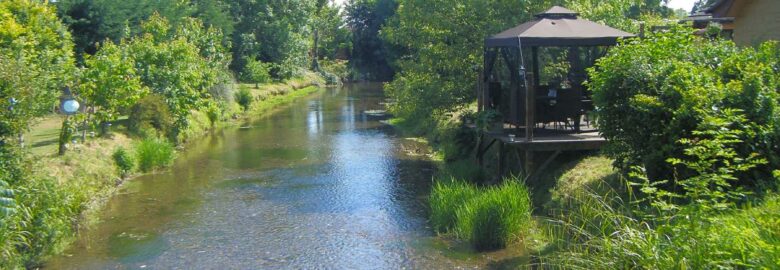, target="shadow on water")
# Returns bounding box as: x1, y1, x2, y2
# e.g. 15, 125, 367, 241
45, 83, 525, 269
